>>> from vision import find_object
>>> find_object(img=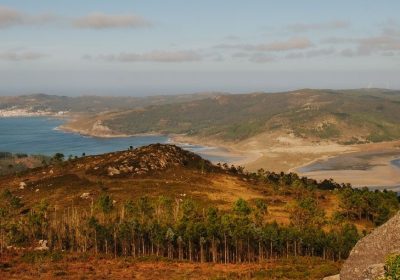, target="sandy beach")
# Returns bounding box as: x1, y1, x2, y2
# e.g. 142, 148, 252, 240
60, 116, 400, 189
295, 148, 400, 190
168, 133, 400, 190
